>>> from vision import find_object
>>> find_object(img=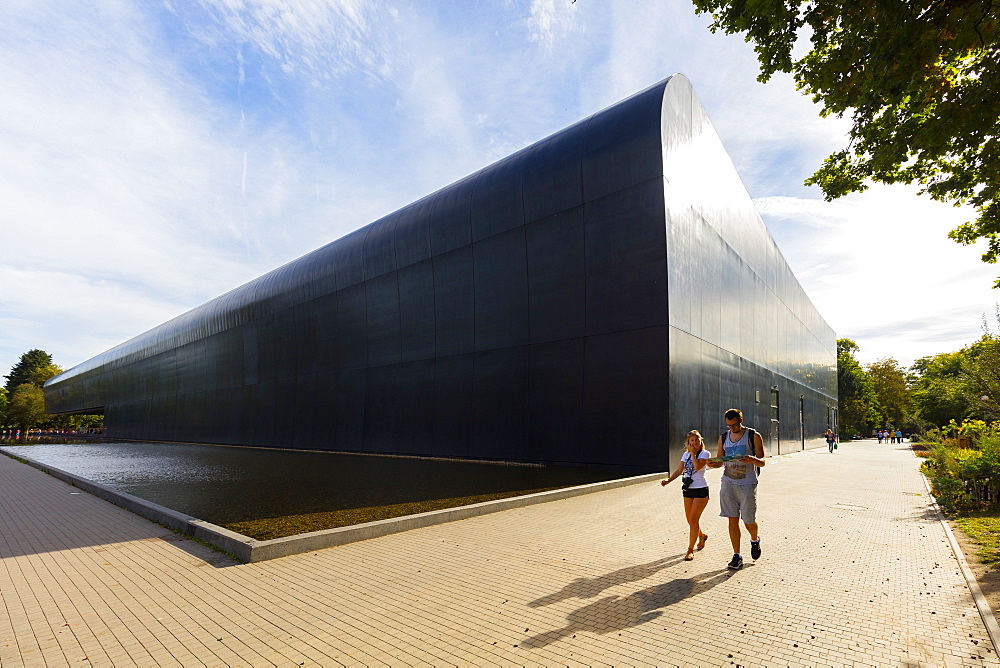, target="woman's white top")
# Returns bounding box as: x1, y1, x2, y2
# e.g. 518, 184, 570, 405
681, 449, 711, 489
